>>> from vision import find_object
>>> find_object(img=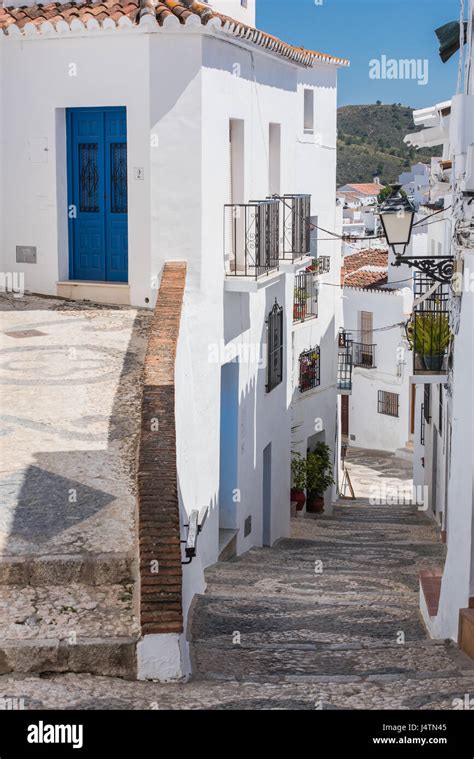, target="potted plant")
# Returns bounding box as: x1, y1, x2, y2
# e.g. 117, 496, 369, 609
305, 443, 335, 514
407, 312, 451, 372
291, 455, 307, 511
293, 287, 309, 321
